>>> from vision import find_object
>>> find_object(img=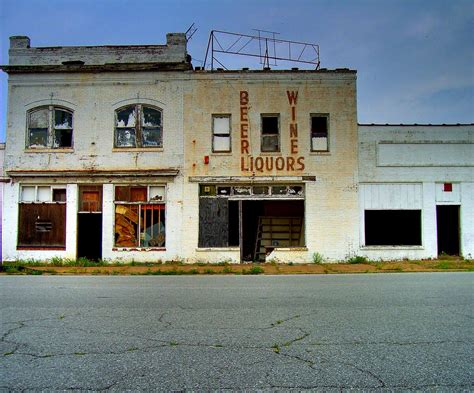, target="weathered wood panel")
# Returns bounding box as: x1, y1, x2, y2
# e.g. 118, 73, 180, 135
18, 203, 66, 247
198, 198, 229, 247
